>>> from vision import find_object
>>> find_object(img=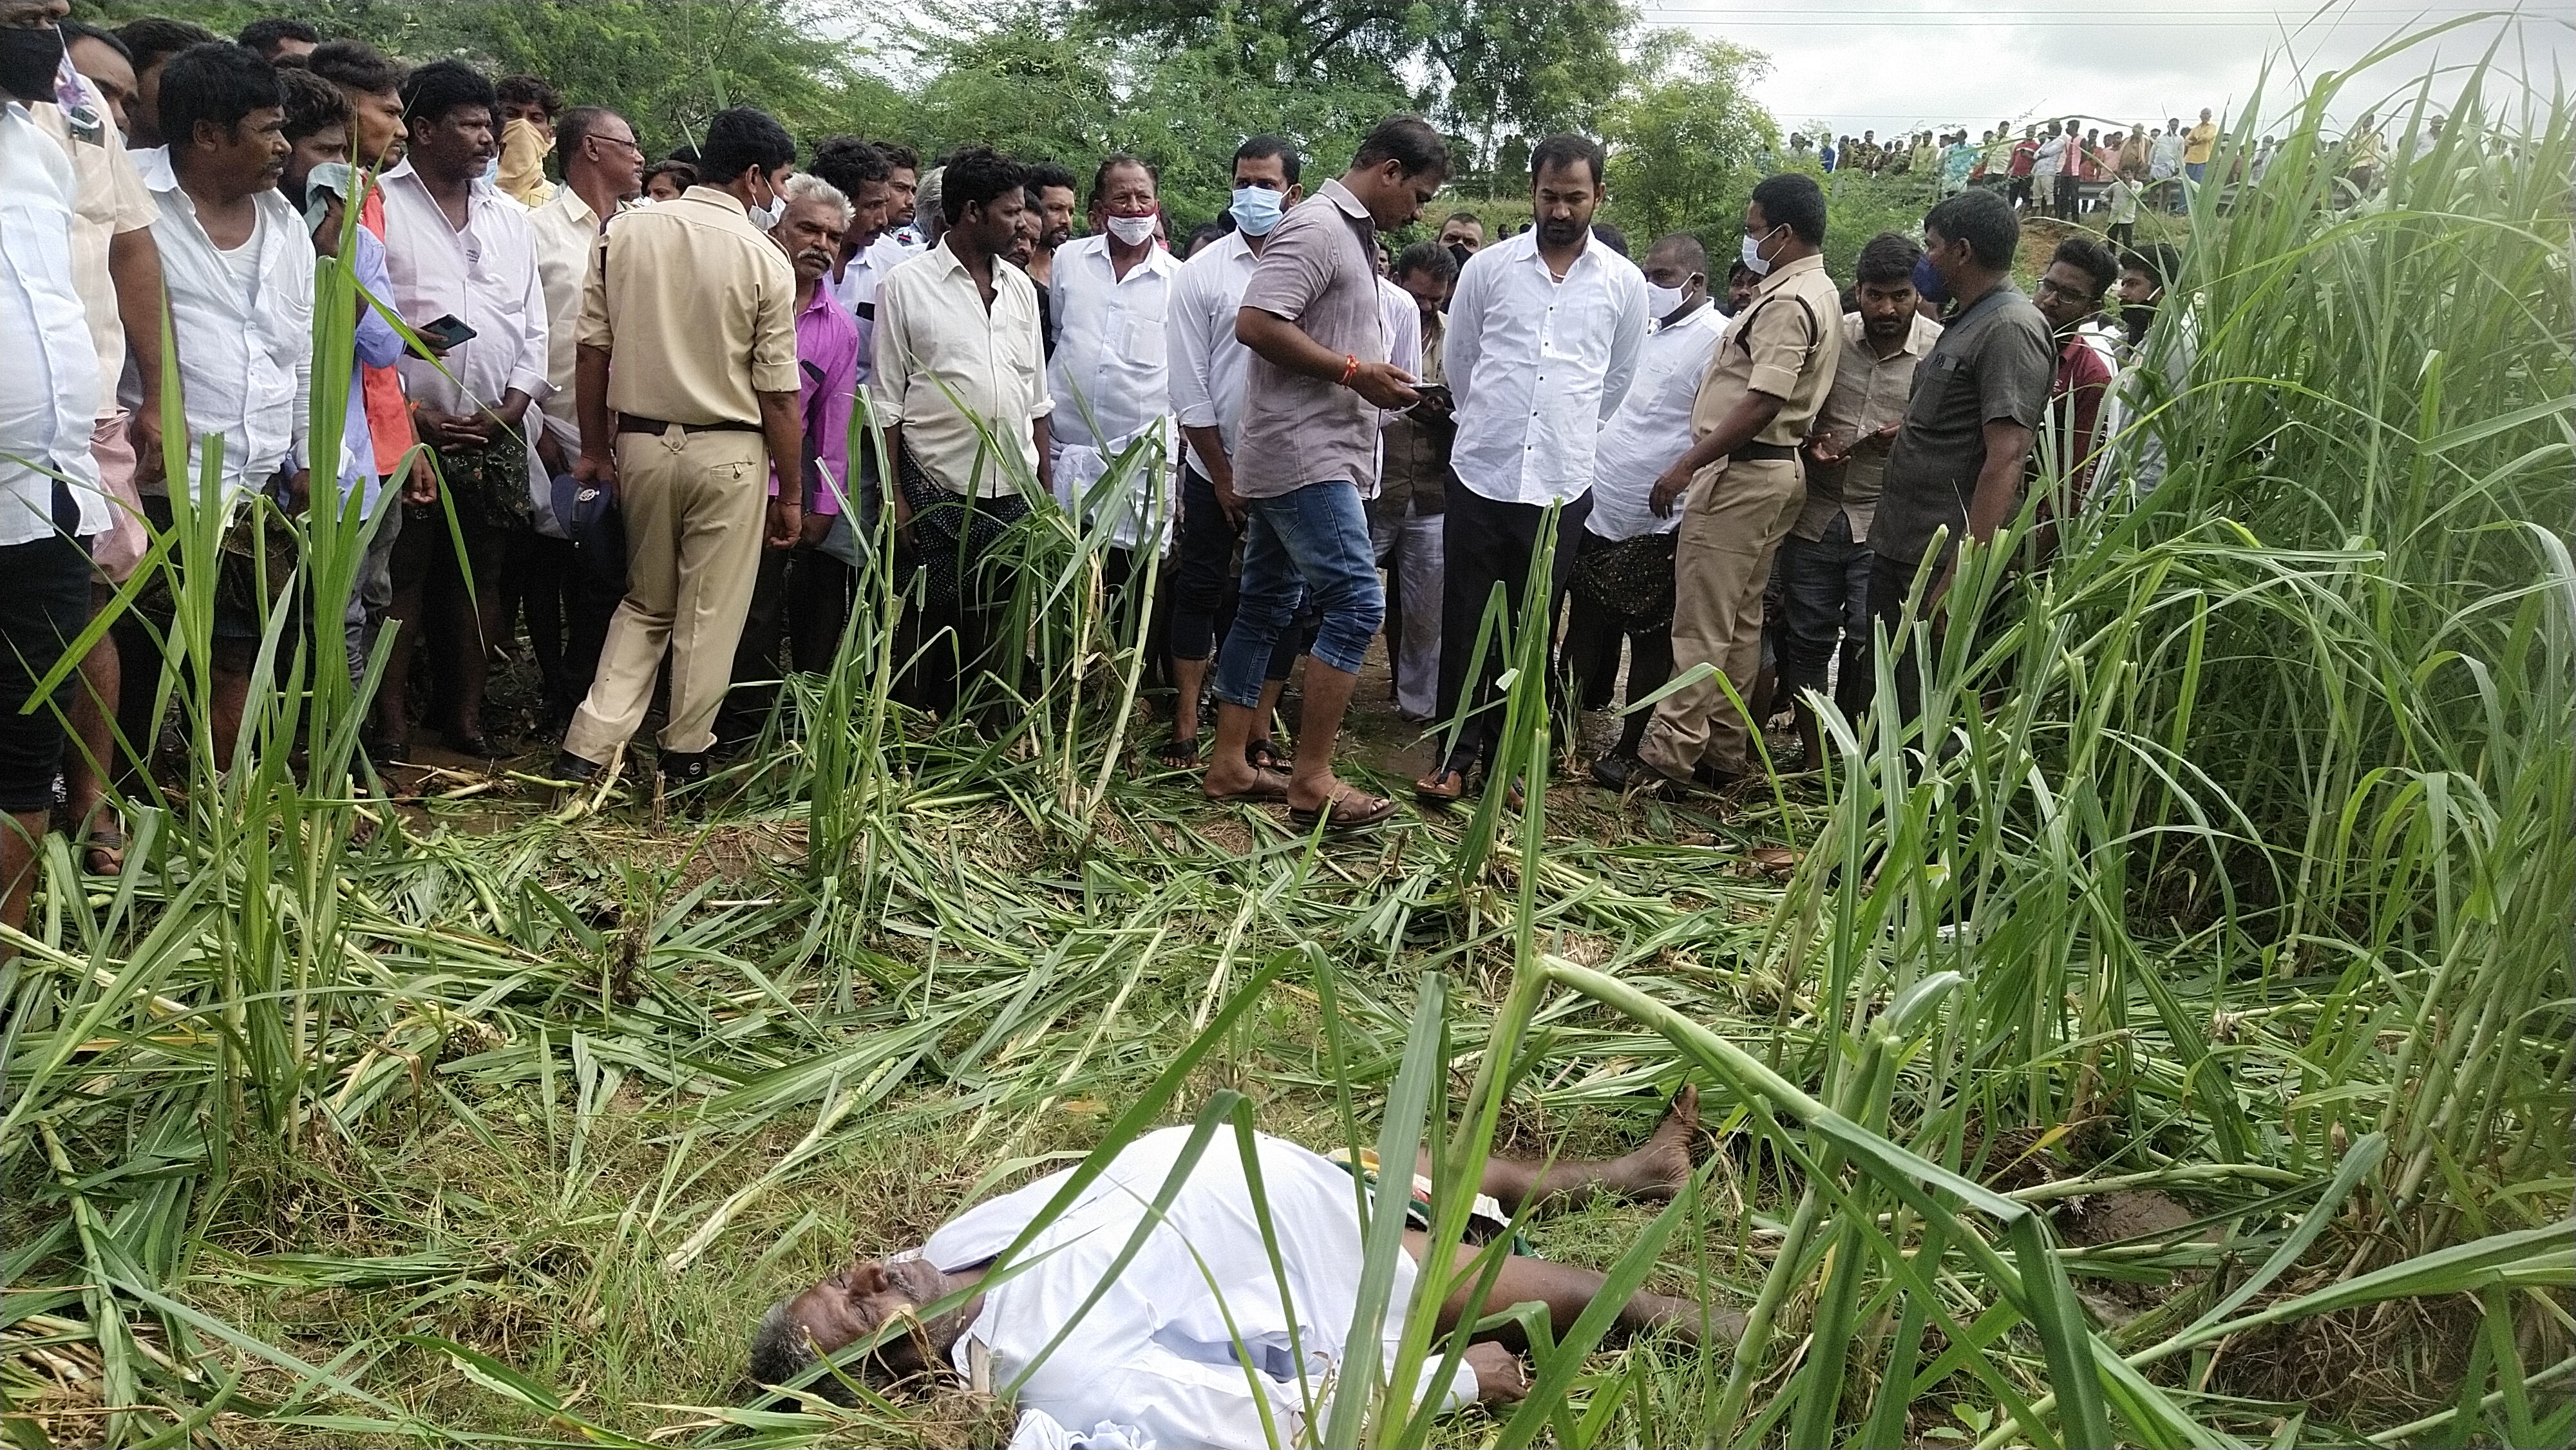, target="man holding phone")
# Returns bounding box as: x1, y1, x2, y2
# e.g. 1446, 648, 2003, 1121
554, 107, 802, 798
379, 60, 547, 757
